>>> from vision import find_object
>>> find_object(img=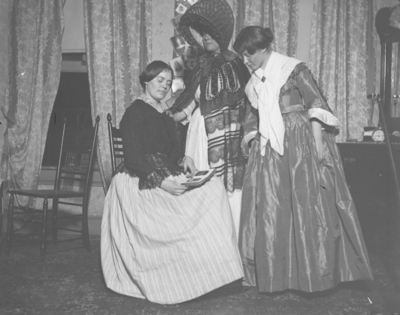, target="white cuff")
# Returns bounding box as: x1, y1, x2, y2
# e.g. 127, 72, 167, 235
308, 108, 340, 129
241, 130, 258, 157
180, 101, 197, 125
